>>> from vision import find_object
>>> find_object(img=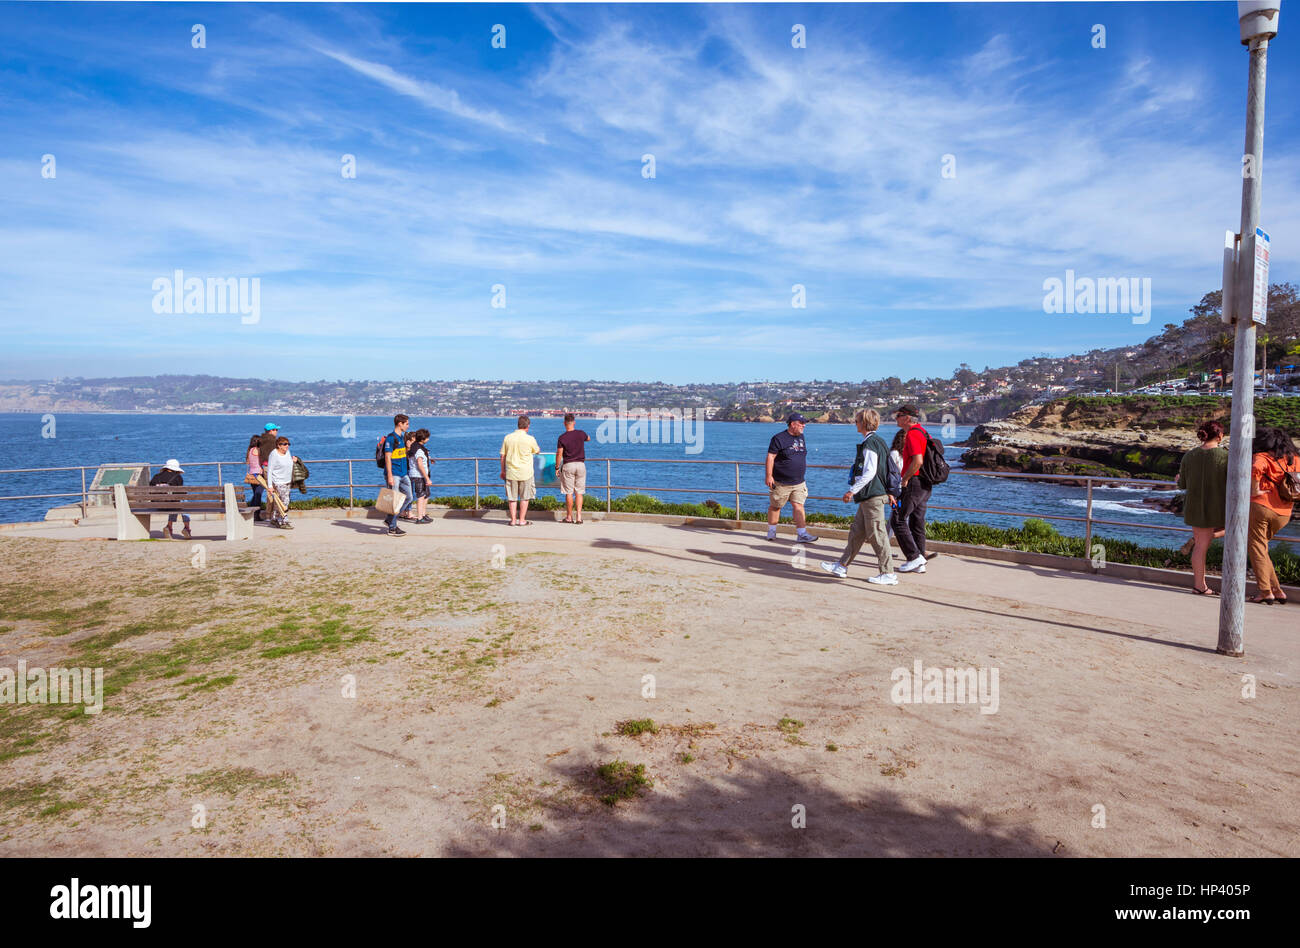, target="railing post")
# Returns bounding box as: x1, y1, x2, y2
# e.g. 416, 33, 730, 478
474, 459, 480, 510
216, 462, 223, 486
80, 466, 87, 517
1083, 478, 1094, 569
734, 462, 741, 521
606, 459, 612, 513
348, 460, 354, 510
